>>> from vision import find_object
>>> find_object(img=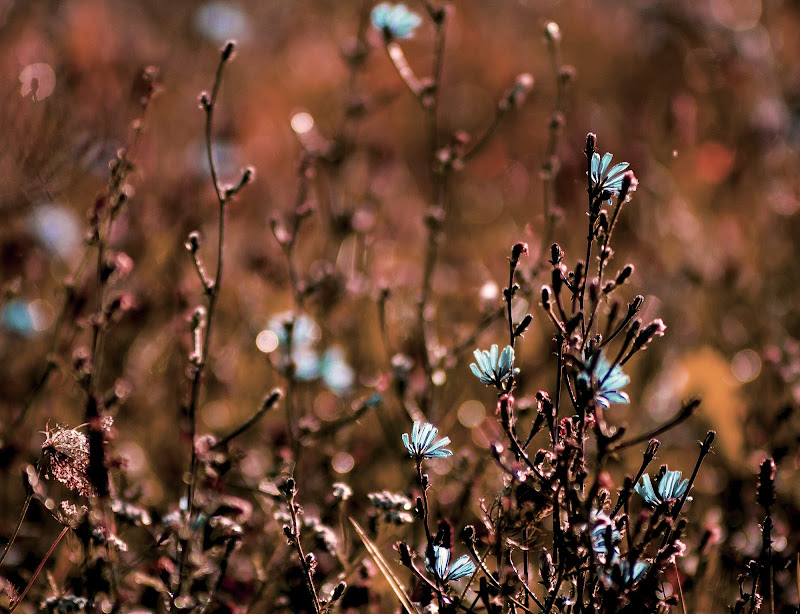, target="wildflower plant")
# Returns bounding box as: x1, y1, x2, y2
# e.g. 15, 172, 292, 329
0, 4, 793, 614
